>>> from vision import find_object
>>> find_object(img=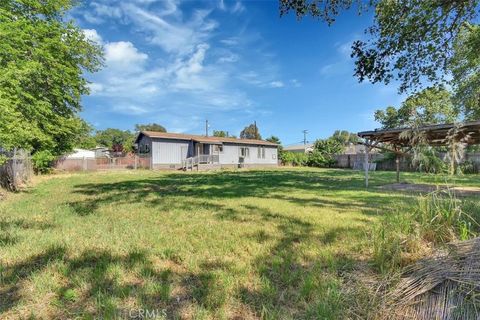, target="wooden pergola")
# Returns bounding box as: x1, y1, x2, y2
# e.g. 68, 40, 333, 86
357, 120, 480, 187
